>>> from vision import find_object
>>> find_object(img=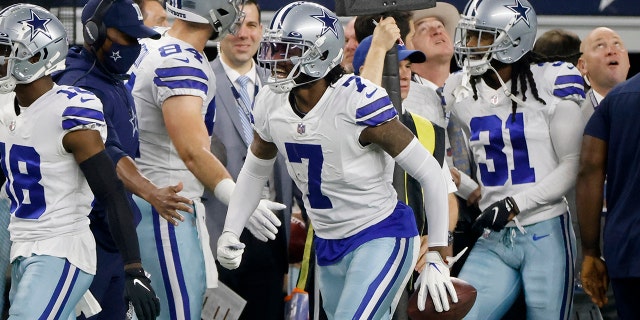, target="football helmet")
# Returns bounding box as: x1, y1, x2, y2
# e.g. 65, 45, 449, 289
258, 2, 344, 93
453, 0, 537, 75
165, 0, 245, 37
0, 4, 68, 94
